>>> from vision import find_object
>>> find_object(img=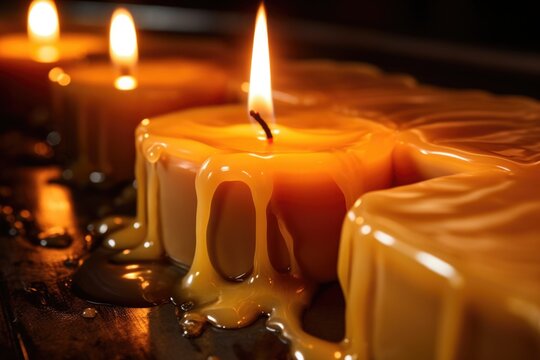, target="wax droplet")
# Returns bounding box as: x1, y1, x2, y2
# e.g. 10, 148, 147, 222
145, 144, 164, 164
179, 312, 206, 338
59, 277, 73, 290
180, 301, 194, 312
82, 307, 98, 319
36, 227, 73, 248
87, 216, 131, 239
23, 283, 48, 306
